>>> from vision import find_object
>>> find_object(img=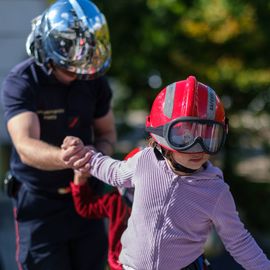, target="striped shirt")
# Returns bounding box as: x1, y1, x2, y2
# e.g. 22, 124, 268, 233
90, 147, 270, 270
